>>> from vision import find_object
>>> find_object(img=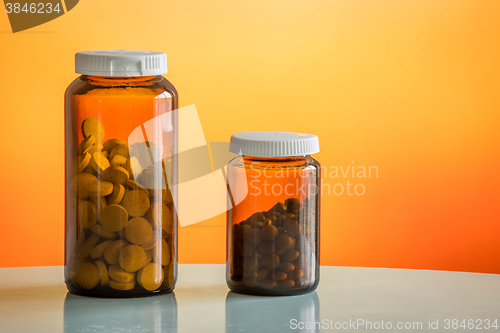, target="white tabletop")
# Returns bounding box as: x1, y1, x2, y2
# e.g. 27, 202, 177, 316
0, 265, 499, 332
